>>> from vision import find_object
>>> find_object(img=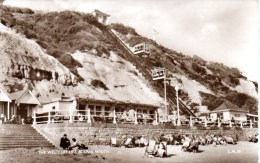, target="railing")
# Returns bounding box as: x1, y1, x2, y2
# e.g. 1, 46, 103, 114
106, 27, 195, 117
33, 110, 158, 125
33, 110, 258, 129
188, 117, 258, 128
